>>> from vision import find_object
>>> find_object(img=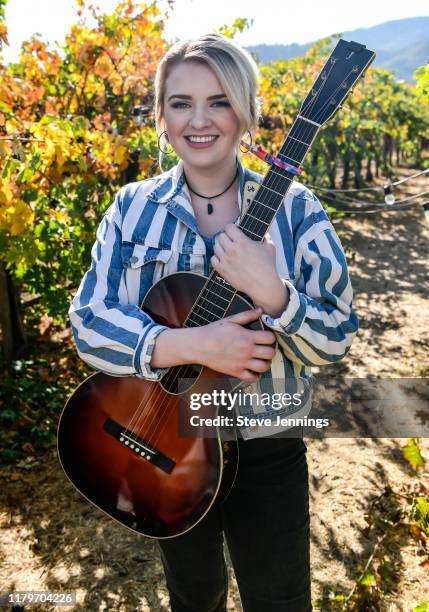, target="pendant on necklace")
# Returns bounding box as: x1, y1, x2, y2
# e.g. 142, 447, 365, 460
207, 201, 214, 215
